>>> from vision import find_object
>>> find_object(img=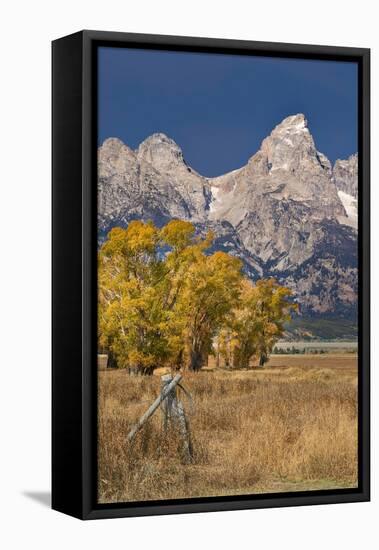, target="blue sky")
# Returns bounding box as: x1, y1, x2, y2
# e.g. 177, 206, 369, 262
98, 47, 358, 177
